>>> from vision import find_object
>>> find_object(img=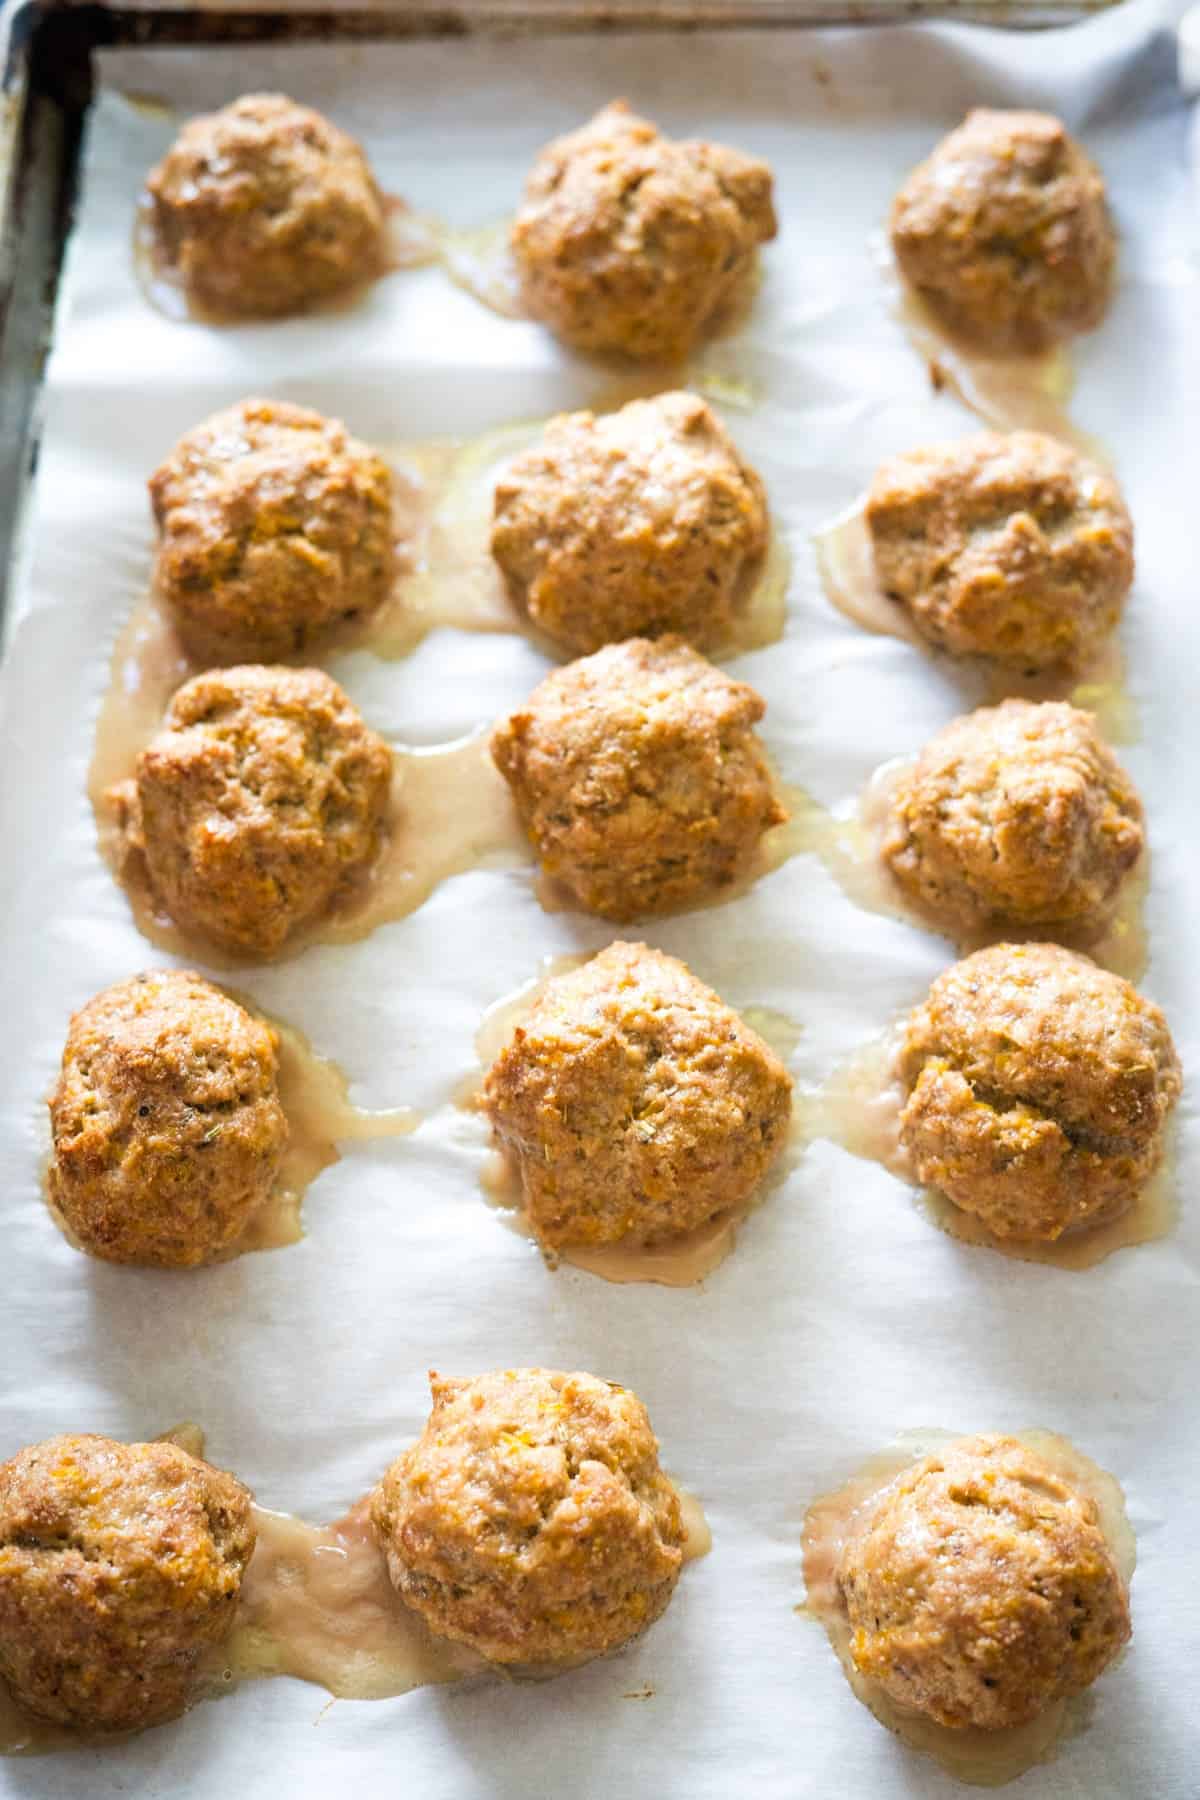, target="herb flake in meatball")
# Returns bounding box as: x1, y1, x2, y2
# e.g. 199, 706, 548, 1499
491, 636, 785, 920
866, 432, 1133, 671
0, 1434, 255, 1732
890, 109, 1115, 353
491, 391, 768, 654
48, 970, 289, 1267
838, 1435, 1131, 1730
150, 399, 395, 664
484, 941, 793, 1249
899, 943, 1180, 1241
371, 1369, 684, 1667
146, 93, 385, 319
882, 699, 1143, 935
511, 101, 777, 361
123, 664, 393, 956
